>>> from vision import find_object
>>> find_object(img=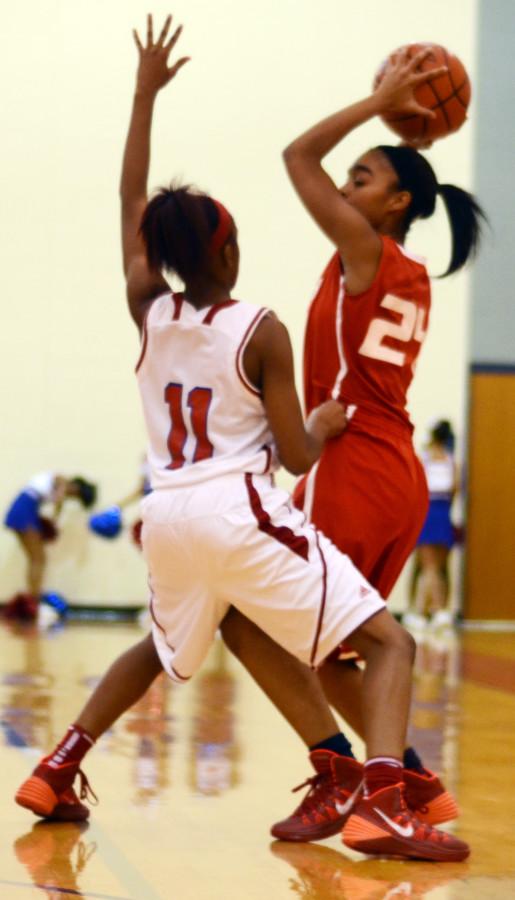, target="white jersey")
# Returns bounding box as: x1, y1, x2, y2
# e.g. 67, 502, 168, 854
421, 450, 454, 496
26, 472, 56, 501
136, 293, 279, 489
